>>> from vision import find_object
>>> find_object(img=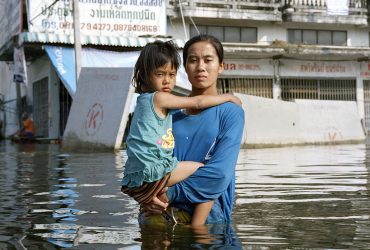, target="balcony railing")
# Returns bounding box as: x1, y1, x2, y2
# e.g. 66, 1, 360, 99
283, 0, 367, 8
281, 0, 368, 25
168, 0, 281, 11
168, 0, 368, 17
